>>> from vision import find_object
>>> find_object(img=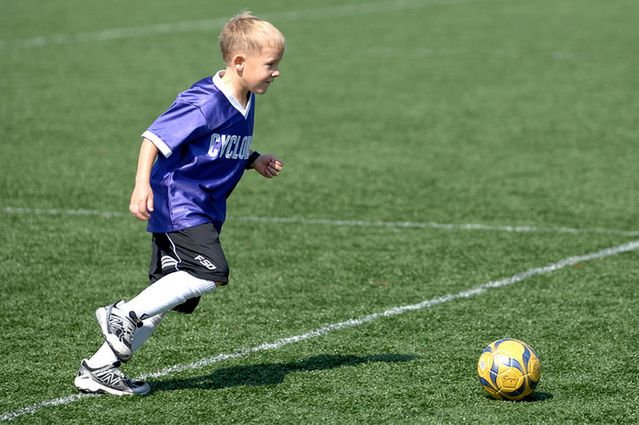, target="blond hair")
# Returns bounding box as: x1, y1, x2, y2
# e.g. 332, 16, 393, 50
219, 11, 286, 63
